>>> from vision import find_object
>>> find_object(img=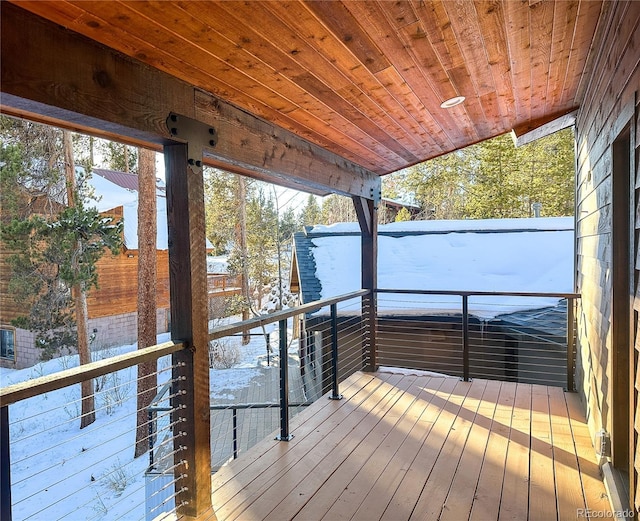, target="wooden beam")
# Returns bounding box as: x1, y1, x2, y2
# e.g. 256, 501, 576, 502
165, 143, 215, 520
0, 2, 378, 199
512, 109, 578, 146
353, 196, 378, 371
